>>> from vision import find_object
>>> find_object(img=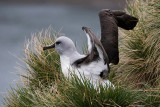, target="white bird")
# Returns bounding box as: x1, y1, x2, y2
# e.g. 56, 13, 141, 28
43, 9, 138, 88
43, 27, 113, 88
